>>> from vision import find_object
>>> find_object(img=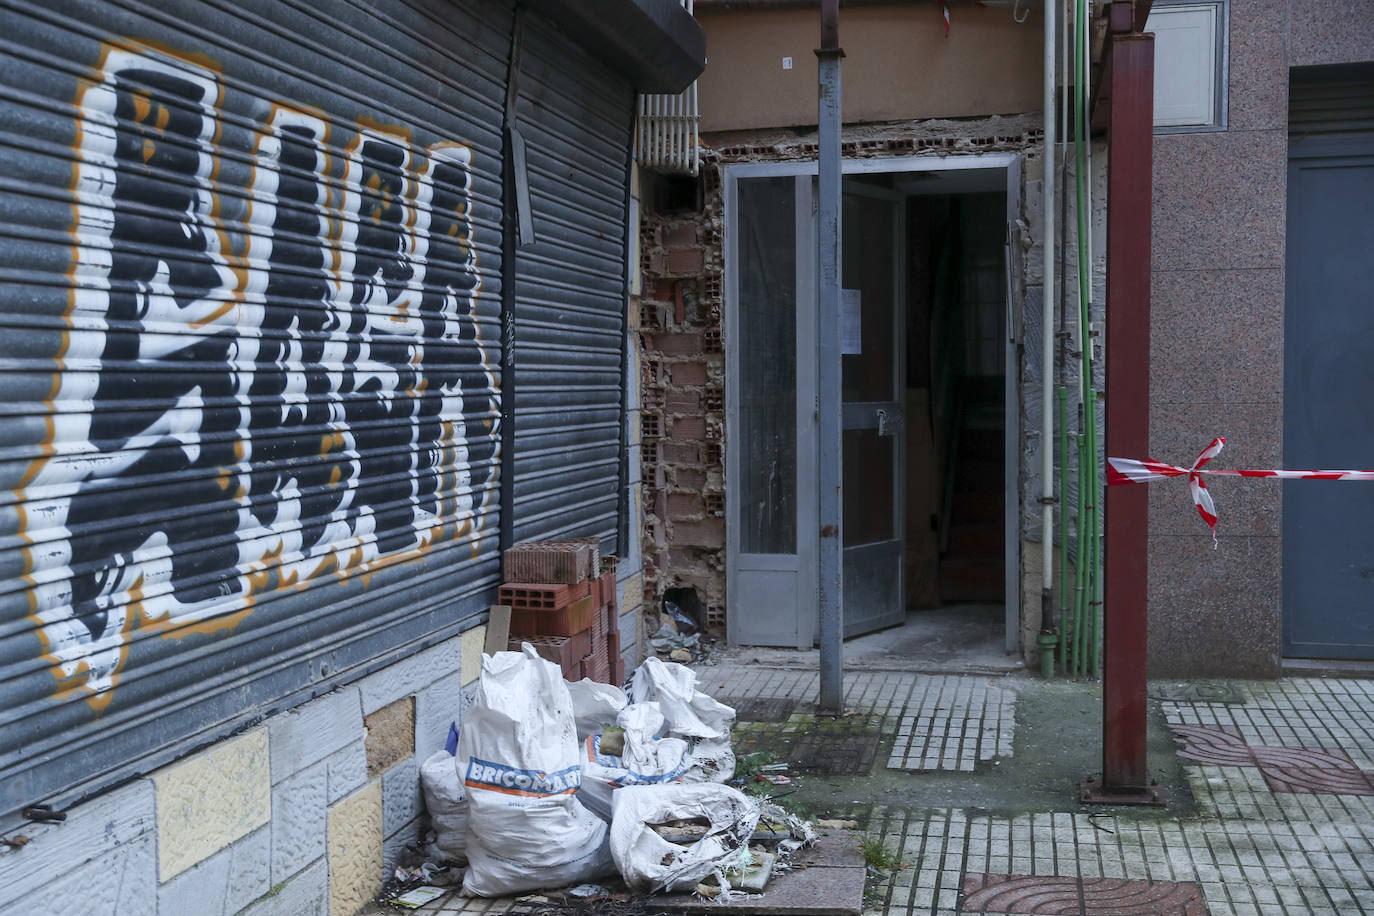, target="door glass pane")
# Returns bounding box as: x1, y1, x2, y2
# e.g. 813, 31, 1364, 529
841, 192, 896, 402
736, 177, 797, 554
